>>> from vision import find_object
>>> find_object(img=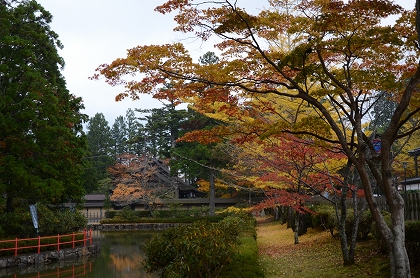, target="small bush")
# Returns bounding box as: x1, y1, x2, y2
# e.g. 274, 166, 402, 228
143, 217, 246, 278
311, 205, 375, 240
405, 220, 420, 267
118, 206, 137, 221
187, 205, 209, 217
135, 210, 152, 218
0, 209, 33, 238
311, 205, 337, 235
152, 210, 174, 218
344, 209, 373, 240
105, 210, 116, 218
370, 210, 391, 240
357, 210, 373, 239
152, 205, 209, 218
